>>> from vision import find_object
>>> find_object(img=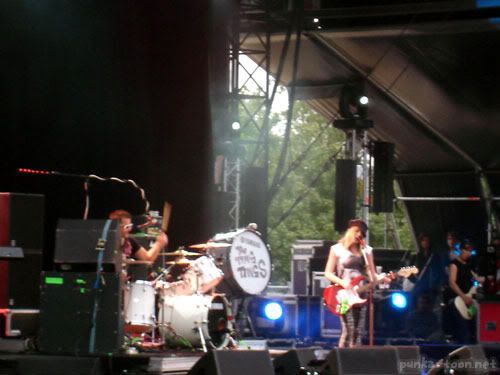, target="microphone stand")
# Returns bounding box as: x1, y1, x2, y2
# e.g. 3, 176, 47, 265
360, 239, 375, 347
